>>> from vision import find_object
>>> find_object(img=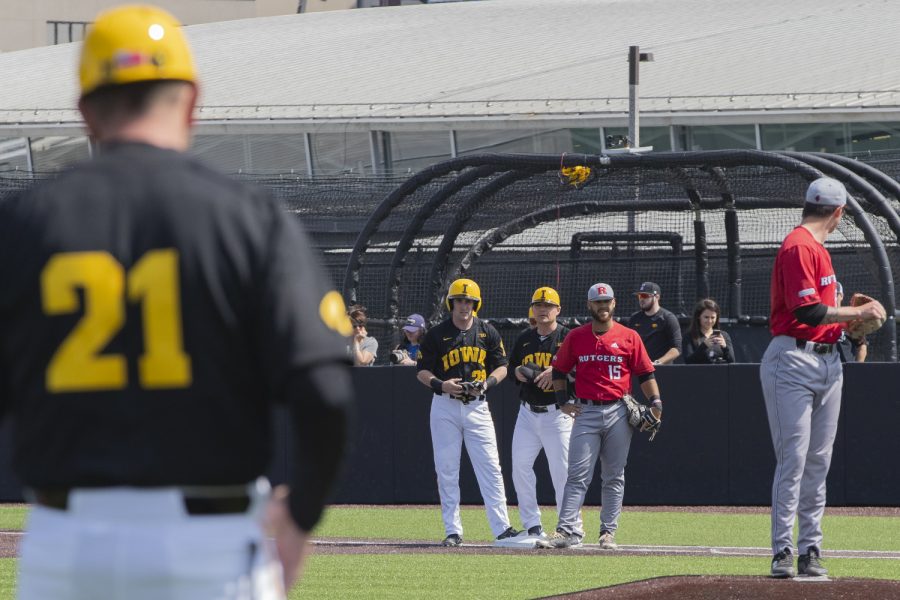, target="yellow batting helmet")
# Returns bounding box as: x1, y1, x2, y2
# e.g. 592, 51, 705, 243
79, 5, 197, 98
531, 286, 561, 307
446, 278, 482, 313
